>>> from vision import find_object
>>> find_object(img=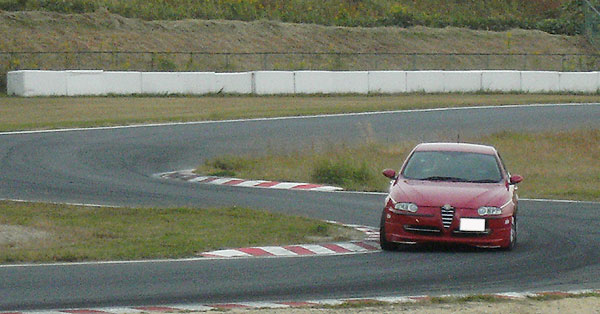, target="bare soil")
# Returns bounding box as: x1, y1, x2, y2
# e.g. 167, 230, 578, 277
225, 297, 600, 313
0, 9, 590, 53
0, 224, 51, 247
